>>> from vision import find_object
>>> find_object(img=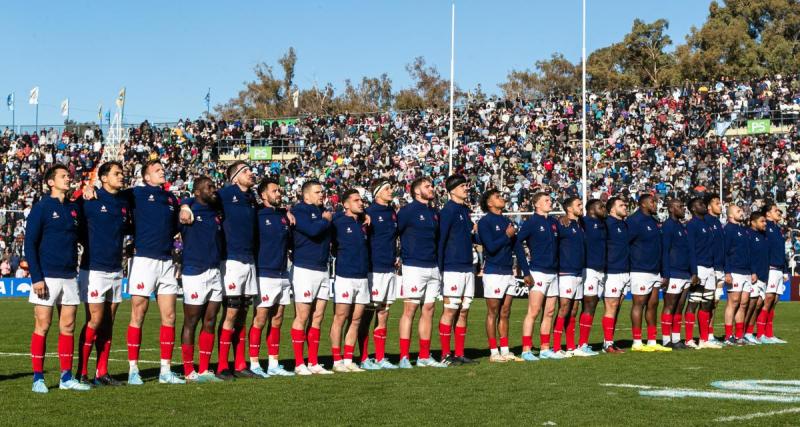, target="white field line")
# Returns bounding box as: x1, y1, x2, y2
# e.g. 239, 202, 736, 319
0, 352, 160, 364
714, 407, 800, 422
